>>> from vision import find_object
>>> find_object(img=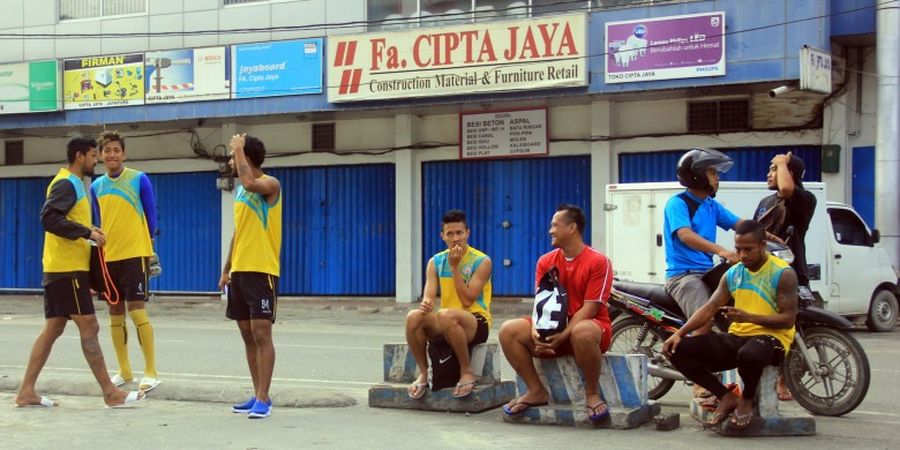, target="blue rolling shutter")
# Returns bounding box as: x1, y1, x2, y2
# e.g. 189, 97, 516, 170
423, 156, 591, 297
269, 164, 396, 295
150, 172, 221, 292
0, 177, 49, 289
